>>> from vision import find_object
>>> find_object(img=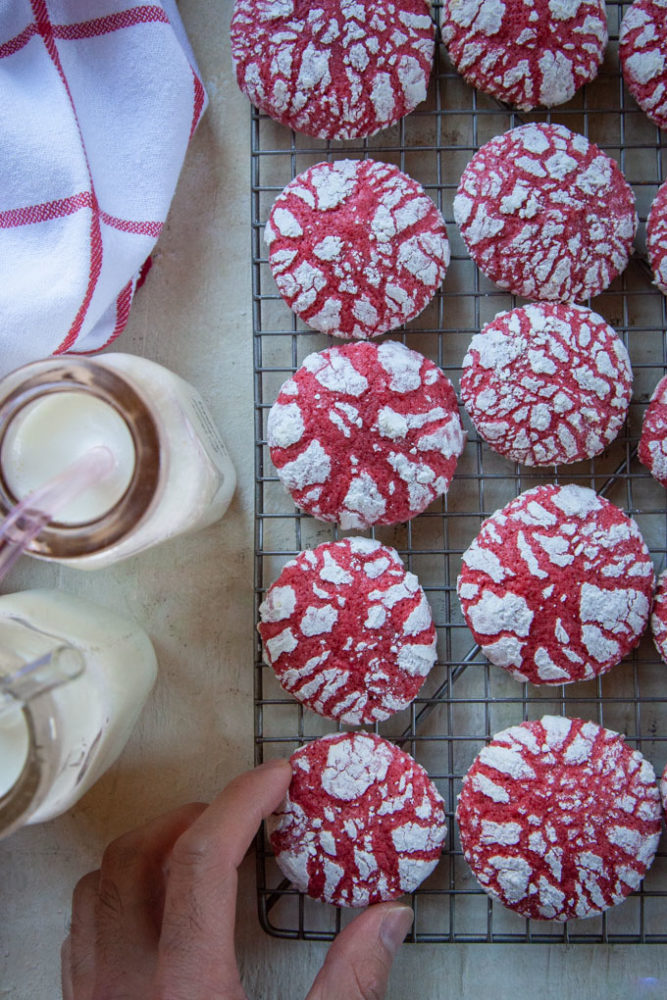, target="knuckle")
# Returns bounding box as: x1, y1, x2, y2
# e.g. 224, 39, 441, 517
94, 875, 124, 922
